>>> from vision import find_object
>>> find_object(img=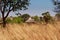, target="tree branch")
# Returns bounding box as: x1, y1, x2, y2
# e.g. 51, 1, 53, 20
5, 6, 12, 19
1, 1, 7, 18
4, 2, 19, 19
